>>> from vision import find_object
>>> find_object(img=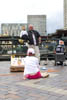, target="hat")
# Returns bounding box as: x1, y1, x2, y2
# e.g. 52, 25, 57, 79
27, 48, 35, 55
